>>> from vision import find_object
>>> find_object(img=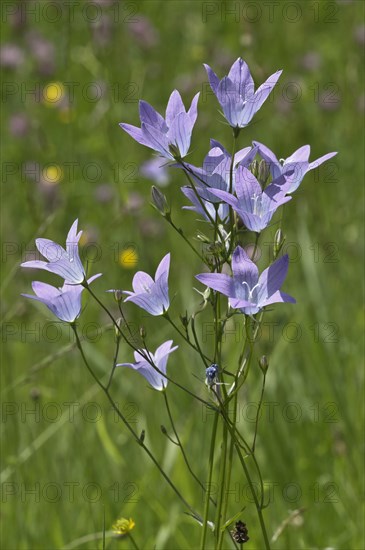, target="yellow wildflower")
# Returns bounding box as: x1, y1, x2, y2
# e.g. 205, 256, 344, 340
112, 517, 135, 536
